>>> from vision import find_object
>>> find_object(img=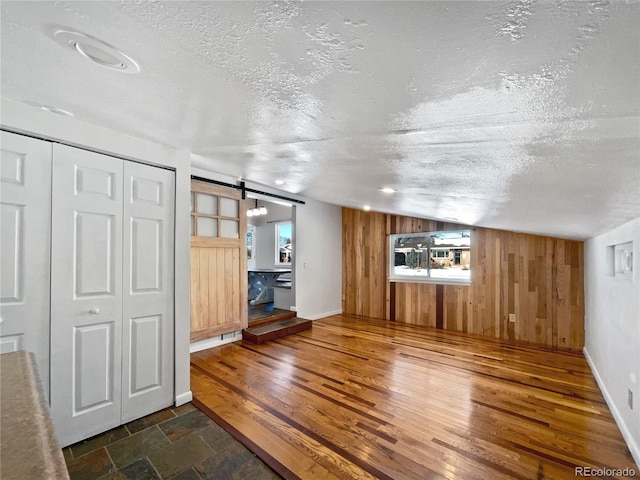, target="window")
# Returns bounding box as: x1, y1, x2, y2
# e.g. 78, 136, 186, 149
190, 181, 240, 239
275, 221, 292, 265
389, 230, 471, 284
246, 231, 254, 260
